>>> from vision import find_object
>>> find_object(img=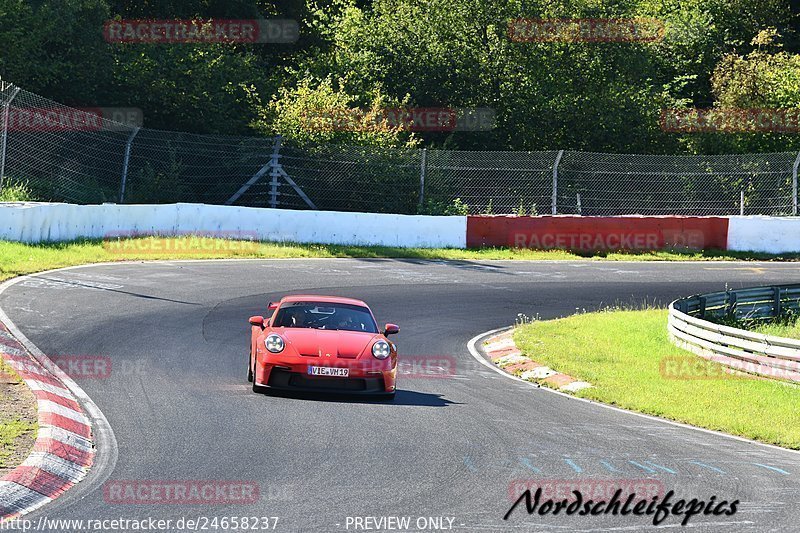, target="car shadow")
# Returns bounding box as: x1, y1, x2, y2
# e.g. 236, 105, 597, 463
258, 388, 458, 407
